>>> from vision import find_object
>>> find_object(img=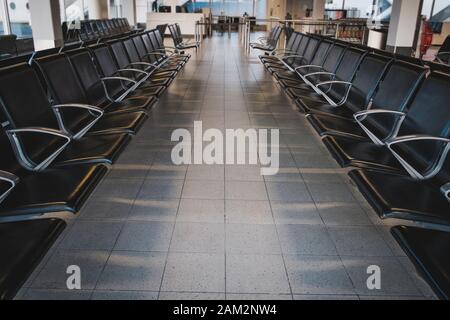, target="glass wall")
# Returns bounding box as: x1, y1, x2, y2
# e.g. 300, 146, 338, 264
325, 0, 374, 19
61, 0, 88, 22
422, 0, 450, 20
186, 0, 267, 19
5, 0, 32, 38
0, 1, 5, 35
